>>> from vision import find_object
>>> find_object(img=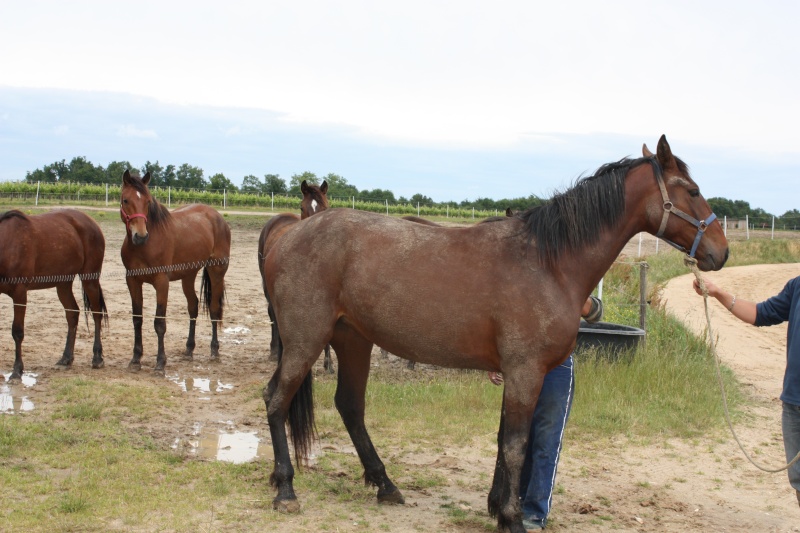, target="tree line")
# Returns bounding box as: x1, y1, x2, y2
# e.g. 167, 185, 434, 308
21, 156, 799, 226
